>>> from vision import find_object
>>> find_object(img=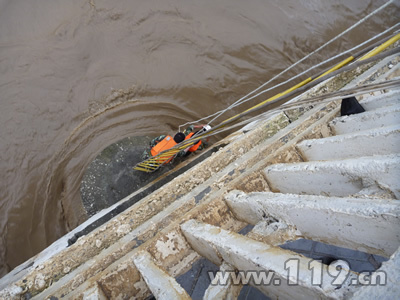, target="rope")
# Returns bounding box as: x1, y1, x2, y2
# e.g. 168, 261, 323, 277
206, 0, 395, 124
180, 24, 399, 131
178, 0, 396, 130
136, 76, 400, 172
242, 23, 399, 101
134, 42, 400, 172
213, 45, 399, 130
